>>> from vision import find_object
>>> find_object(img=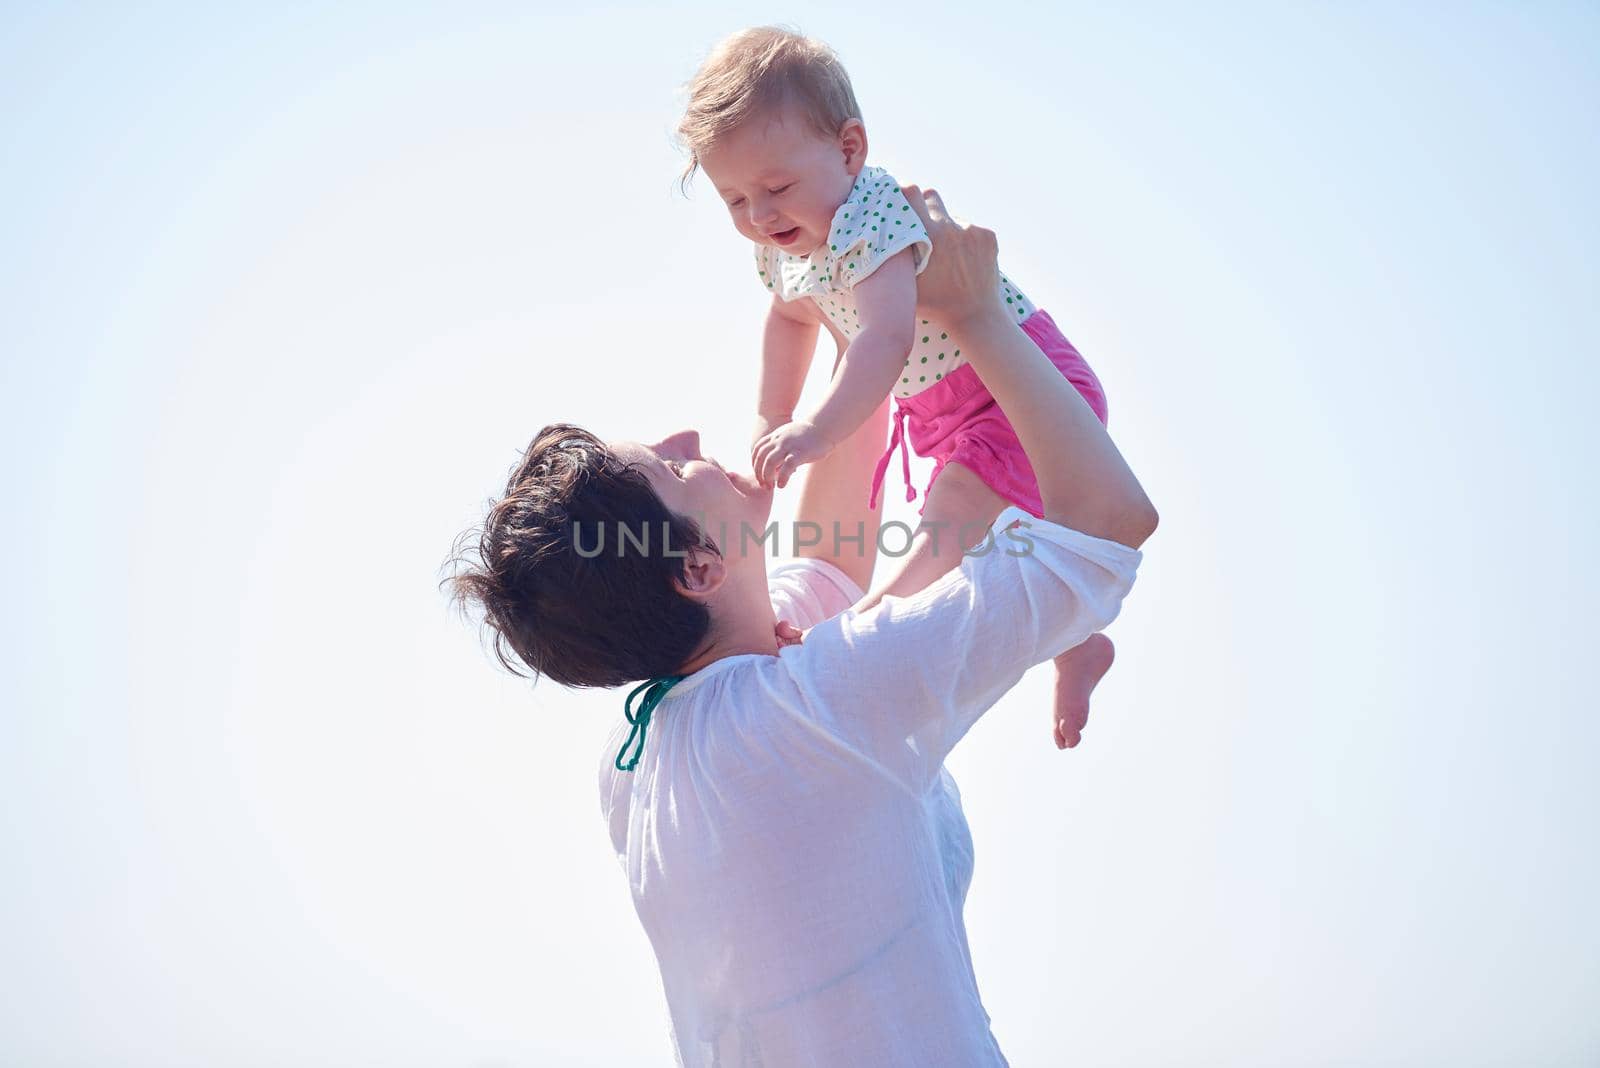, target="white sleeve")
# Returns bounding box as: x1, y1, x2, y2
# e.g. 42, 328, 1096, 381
768, 556, 865, 631
832, 172, 932, 289
754, 242, 779, 294
783, 506, 1142, 795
